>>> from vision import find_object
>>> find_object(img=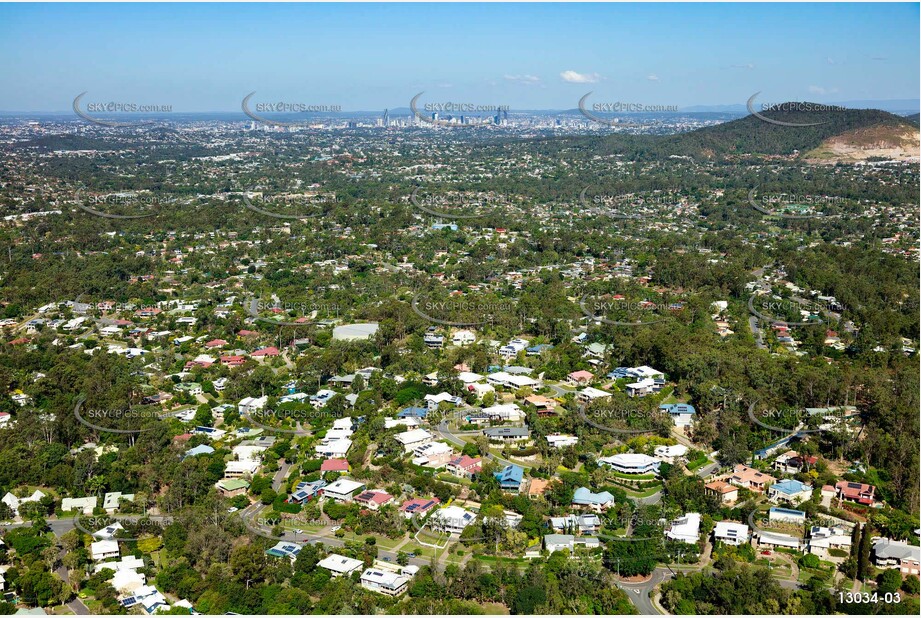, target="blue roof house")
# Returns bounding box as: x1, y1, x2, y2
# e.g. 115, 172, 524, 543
494, 464, 524, 492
